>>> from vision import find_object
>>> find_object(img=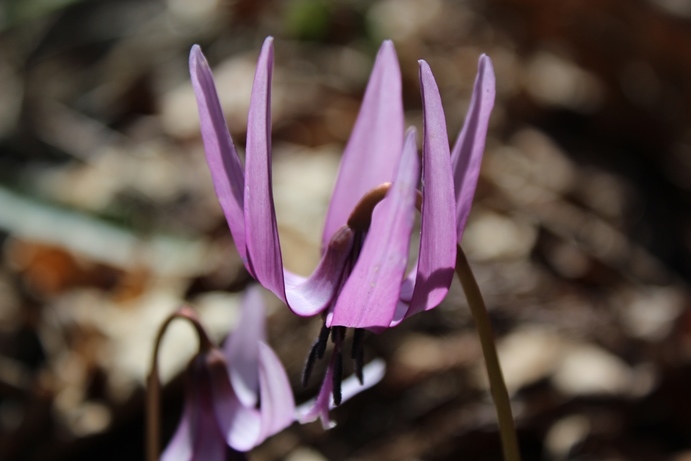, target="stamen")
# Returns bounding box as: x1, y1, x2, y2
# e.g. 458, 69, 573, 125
332, 350, 343, 405
316, 324, 331, 359
331, 326, 345, 345
354, 349, 364, 385
350, 328, 364, 358
351, 328, 365, 384
302, 324, 333, 387
302, 342, 319, 388
328, 326, 346, 405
